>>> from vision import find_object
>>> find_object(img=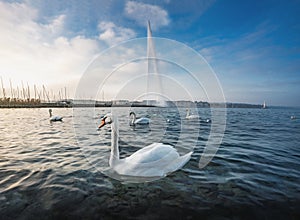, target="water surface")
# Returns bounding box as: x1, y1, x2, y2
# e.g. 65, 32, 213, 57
0, 107, 299, 219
